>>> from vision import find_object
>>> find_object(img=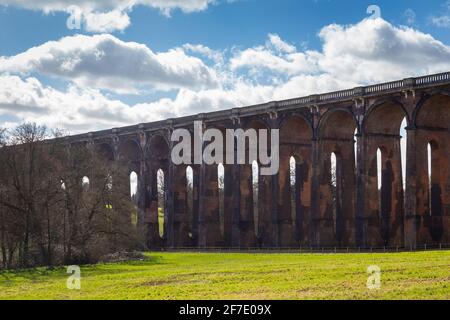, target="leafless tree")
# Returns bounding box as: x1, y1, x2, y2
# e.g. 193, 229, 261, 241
0, 123, 144, 269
